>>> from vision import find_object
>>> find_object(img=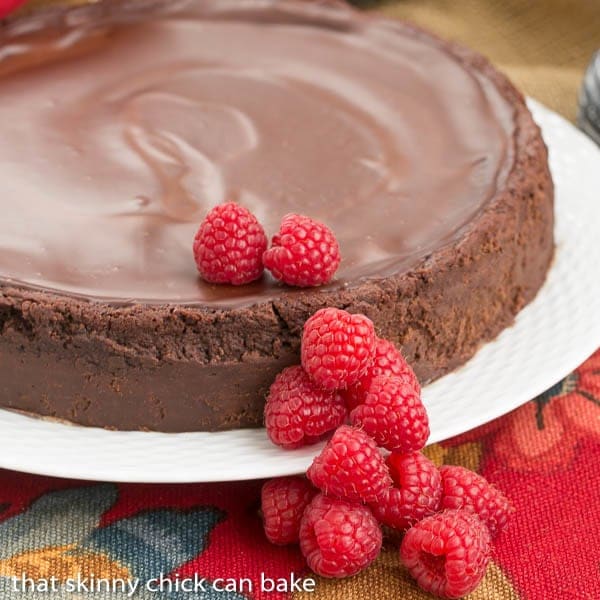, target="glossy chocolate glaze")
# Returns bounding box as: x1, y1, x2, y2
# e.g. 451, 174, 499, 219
0, 0, 515, 306
0, 1, 554, 432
